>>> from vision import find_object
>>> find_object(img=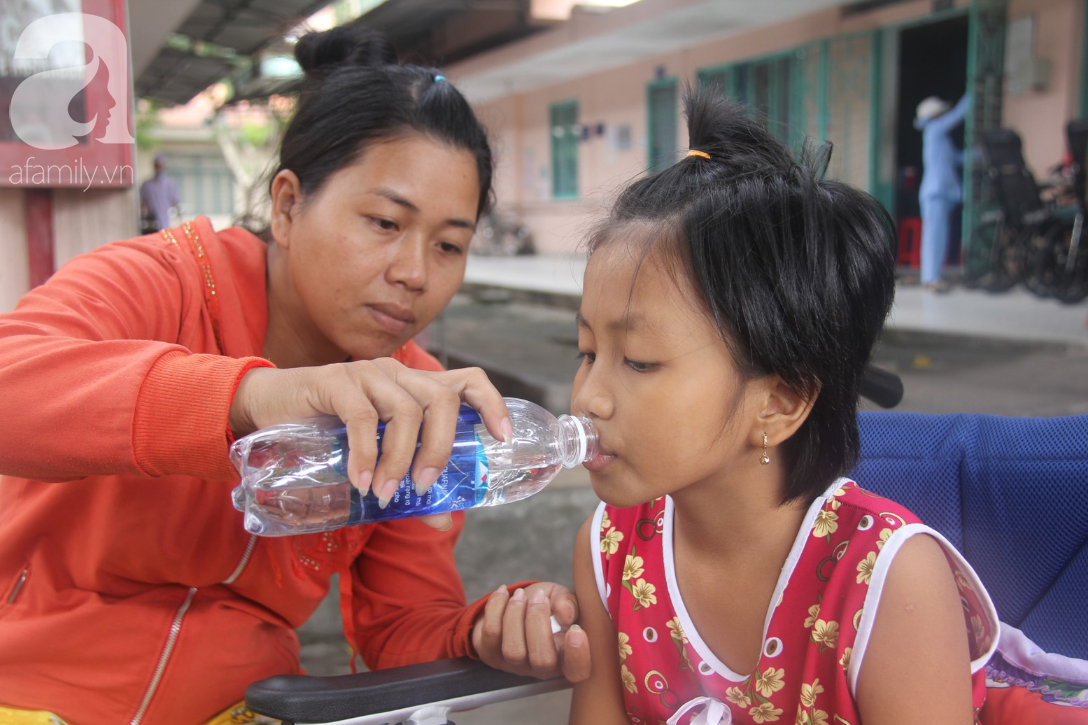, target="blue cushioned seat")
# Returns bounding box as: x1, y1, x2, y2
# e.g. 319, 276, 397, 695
850, 412, 1088, 660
